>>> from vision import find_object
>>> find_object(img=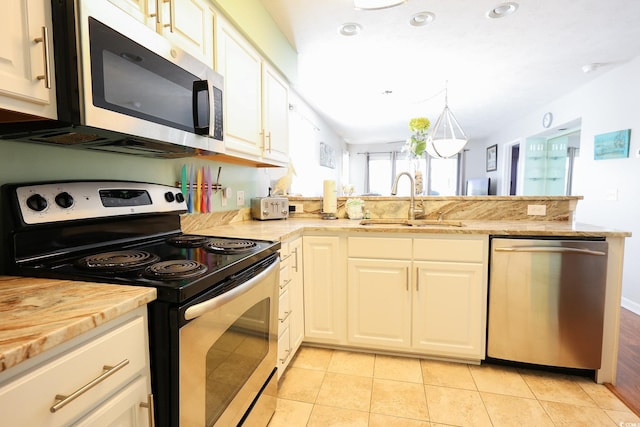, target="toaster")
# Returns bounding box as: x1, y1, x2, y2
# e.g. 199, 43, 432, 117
251, 197, 289, 220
